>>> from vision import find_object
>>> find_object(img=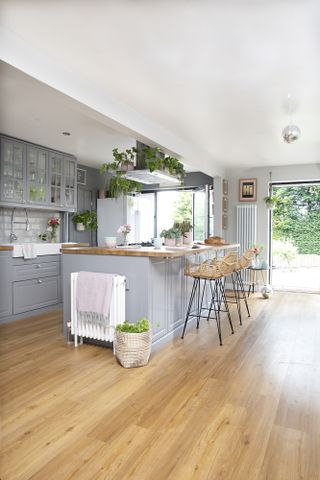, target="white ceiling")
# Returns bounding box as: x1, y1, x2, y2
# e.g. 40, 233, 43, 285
0, 61, 137, 167
0, 0, 320, 175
